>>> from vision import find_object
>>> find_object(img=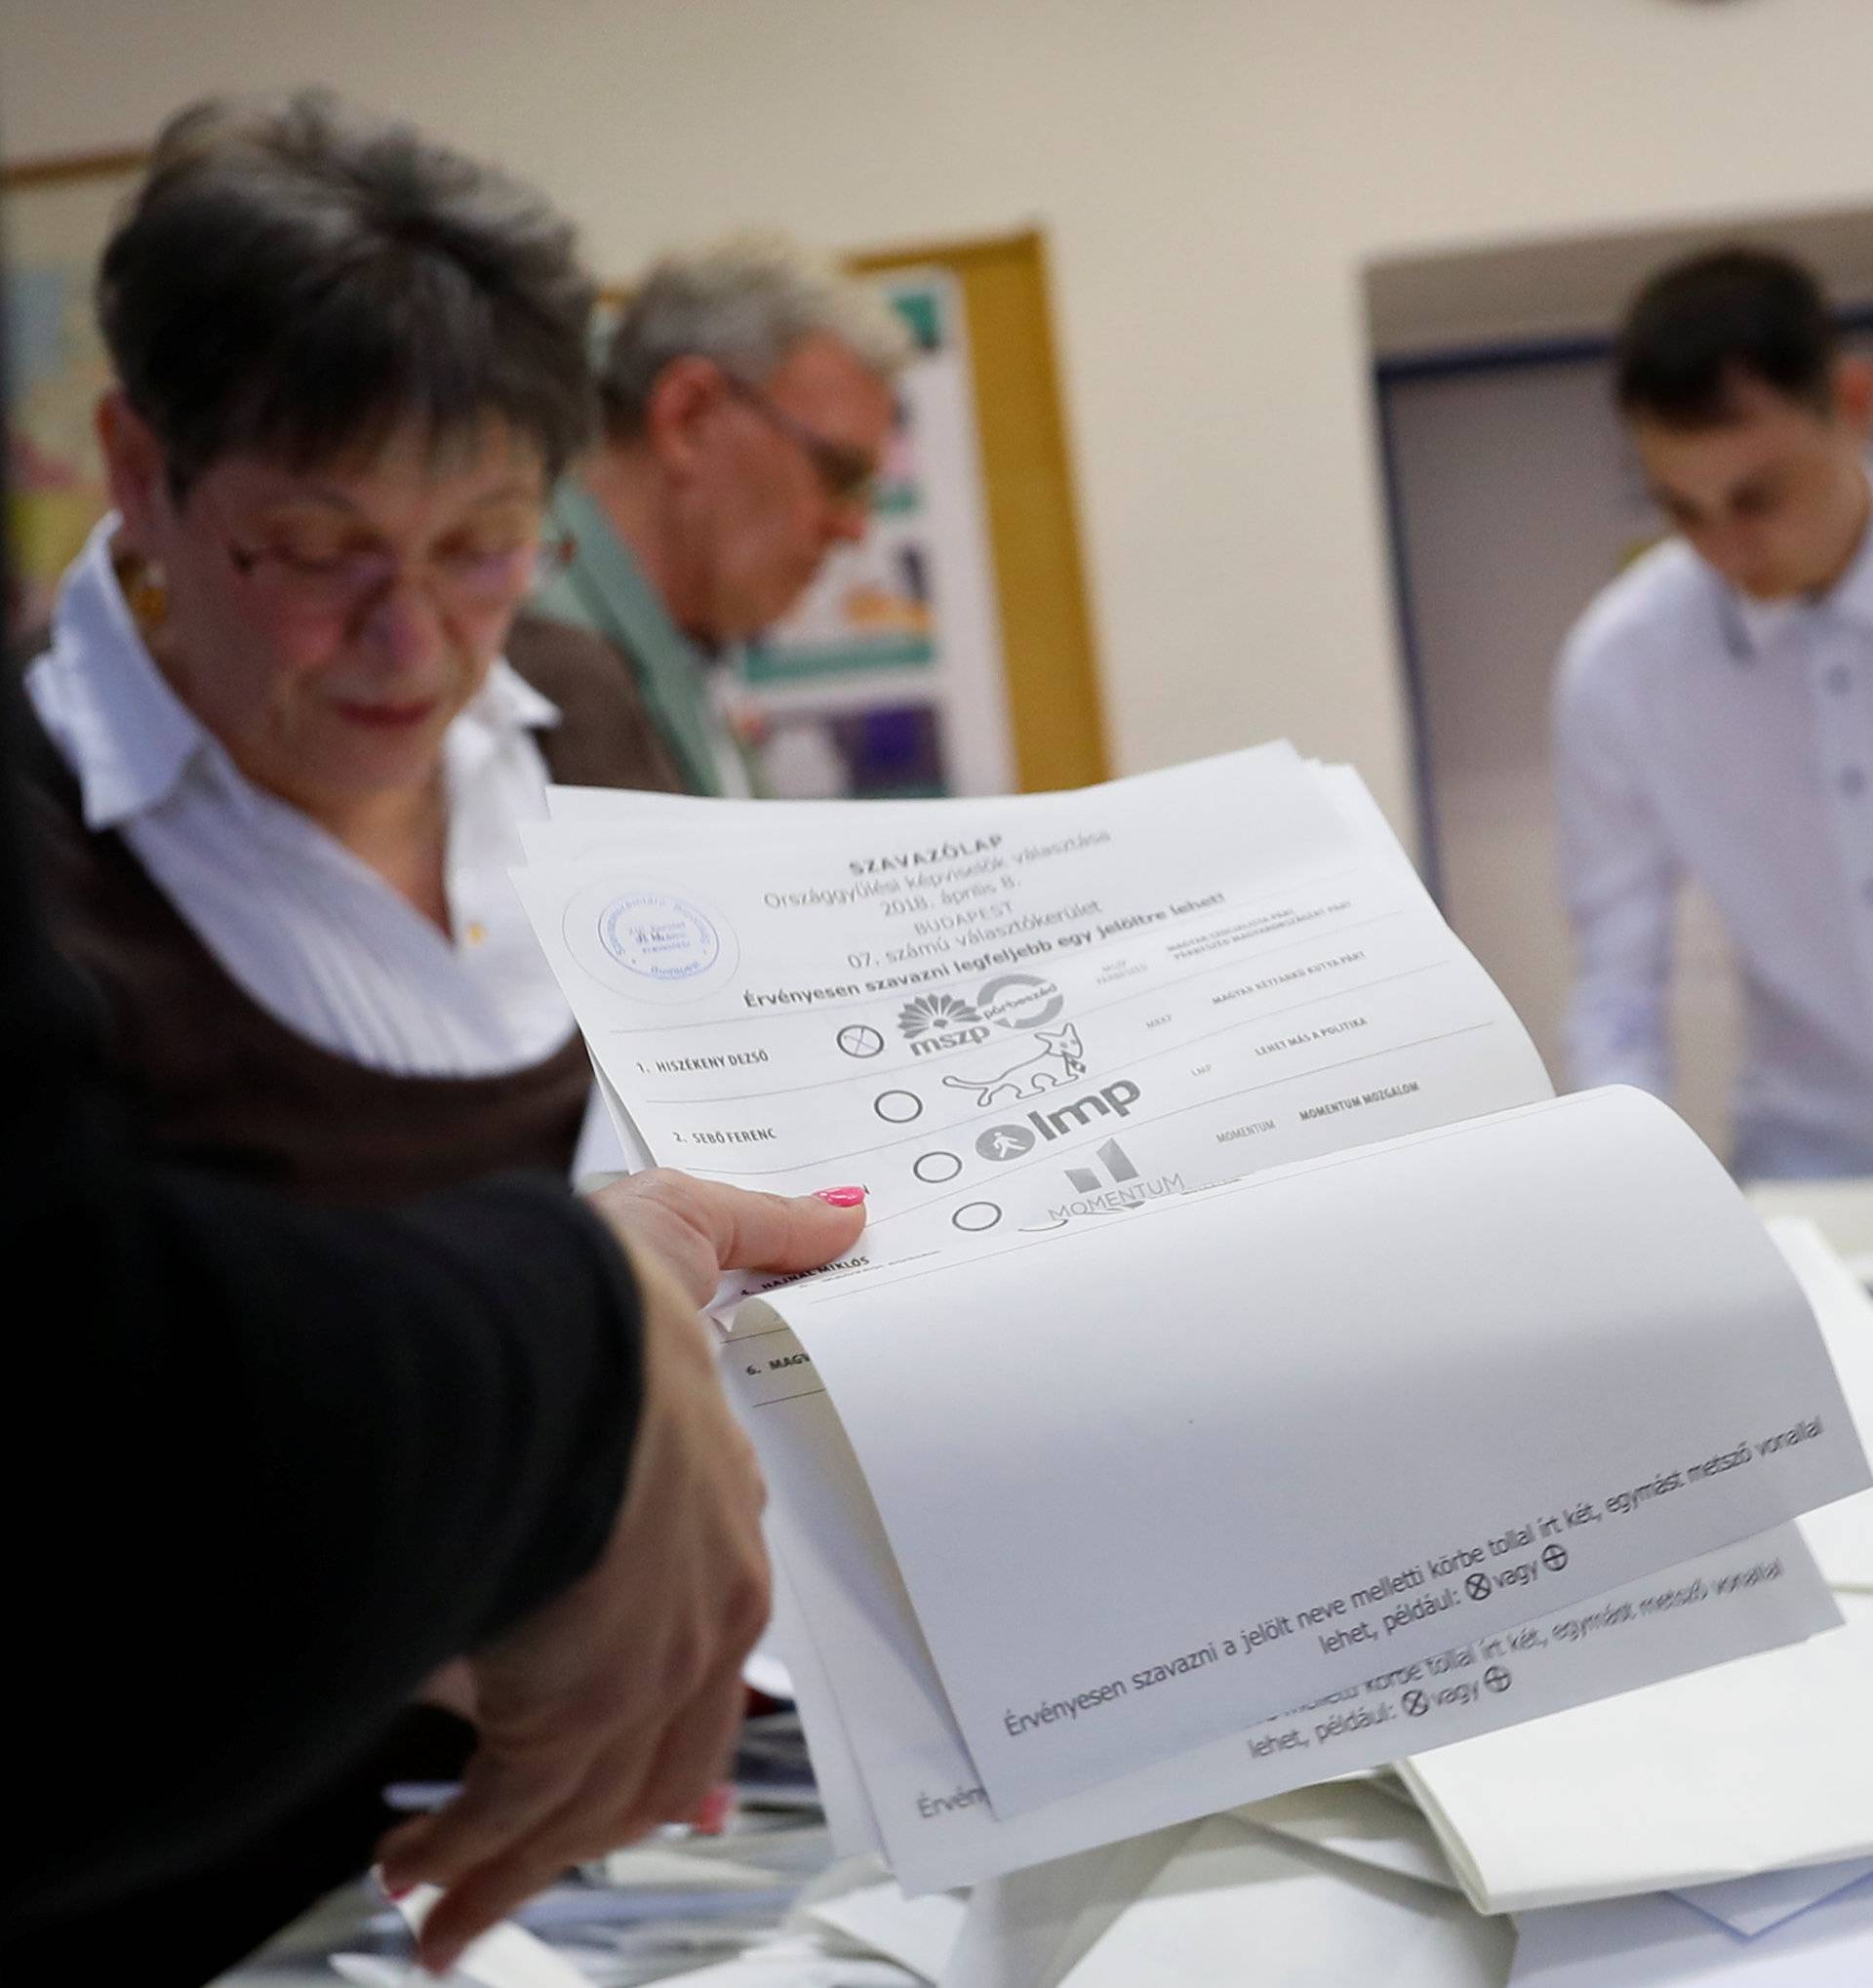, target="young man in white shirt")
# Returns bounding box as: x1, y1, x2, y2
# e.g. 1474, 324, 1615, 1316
1555, 247, 1873, 1179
